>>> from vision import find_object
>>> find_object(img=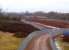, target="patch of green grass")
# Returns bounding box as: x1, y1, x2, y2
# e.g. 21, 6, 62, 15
0, 31, 23, 50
